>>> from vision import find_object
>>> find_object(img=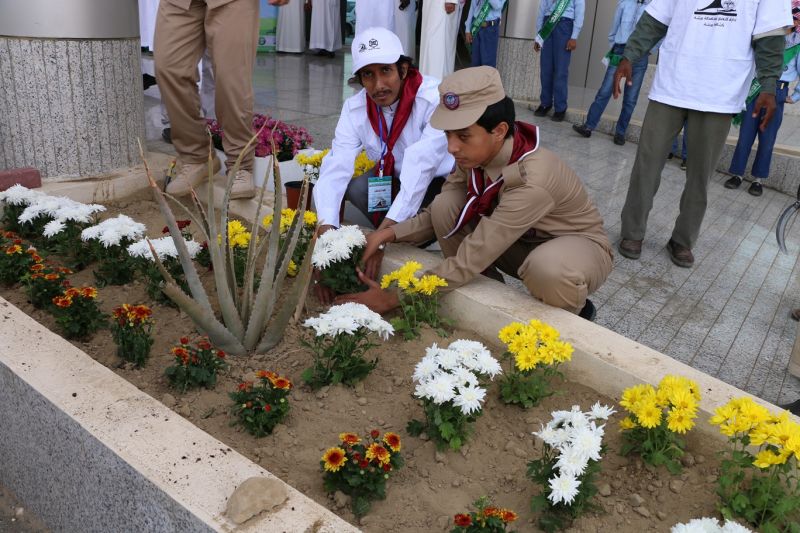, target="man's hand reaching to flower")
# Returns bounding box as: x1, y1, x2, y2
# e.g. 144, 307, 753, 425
362, 226, 396, 280
334, 269, 400, 314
